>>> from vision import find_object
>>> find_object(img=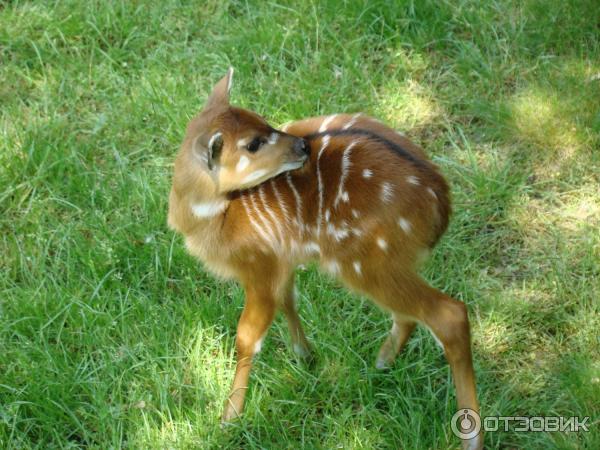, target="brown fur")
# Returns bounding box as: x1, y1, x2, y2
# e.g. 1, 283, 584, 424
168, 70, 482, 450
